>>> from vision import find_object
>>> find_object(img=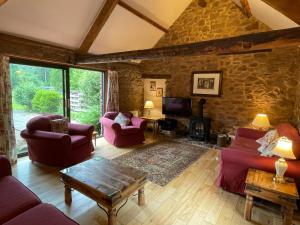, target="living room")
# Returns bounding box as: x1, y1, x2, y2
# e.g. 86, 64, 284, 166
0, 0, 300, 225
